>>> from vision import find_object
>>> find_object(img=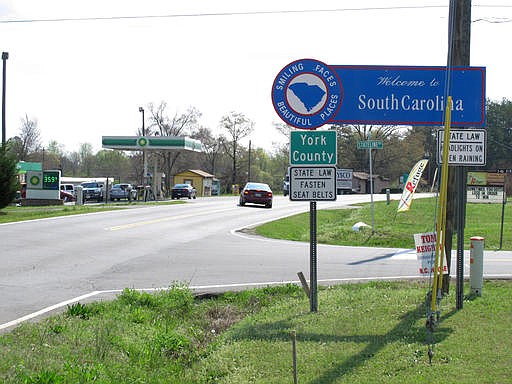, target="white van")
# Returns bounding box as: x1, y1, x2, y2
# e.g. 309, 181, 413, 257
60, 183, 76, 197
